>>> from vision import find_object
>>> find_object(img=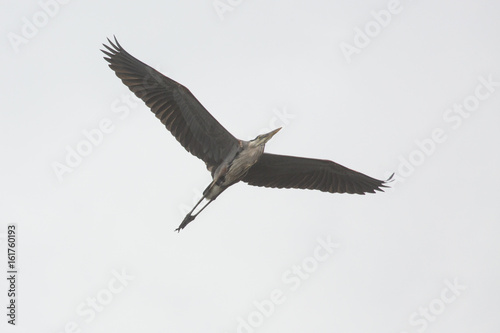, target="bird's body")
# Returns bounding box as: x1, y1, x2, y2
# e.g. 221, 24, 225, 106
210, 132, 281, 195
204, 138, 266, 200
101, 37, 392, 232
